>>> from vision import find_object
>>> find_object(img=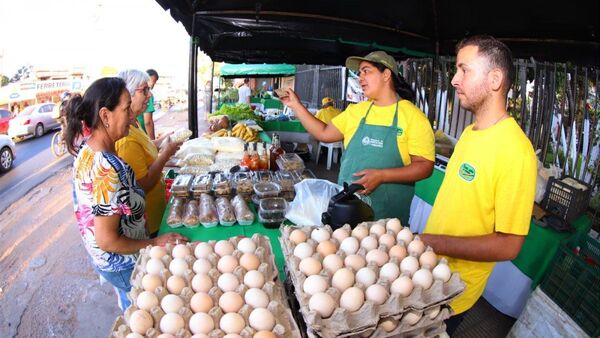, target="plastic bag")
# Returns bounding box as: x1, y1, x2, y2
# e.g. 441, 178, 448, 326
534, 149, 563, 203
285, 179, 342, 226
